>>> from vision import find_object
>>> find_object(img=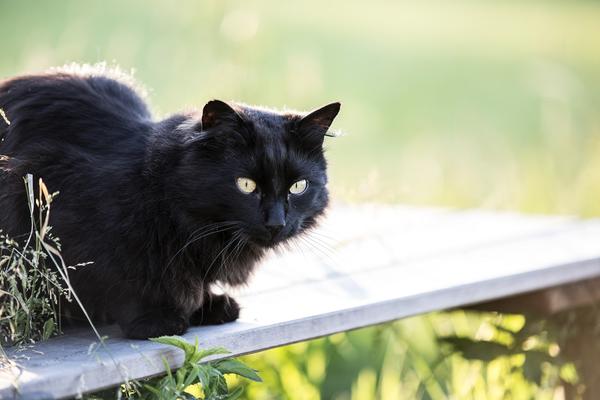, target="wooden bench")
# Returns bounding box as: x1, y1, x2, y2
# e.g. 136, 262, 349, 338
2, 205, 600, 399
